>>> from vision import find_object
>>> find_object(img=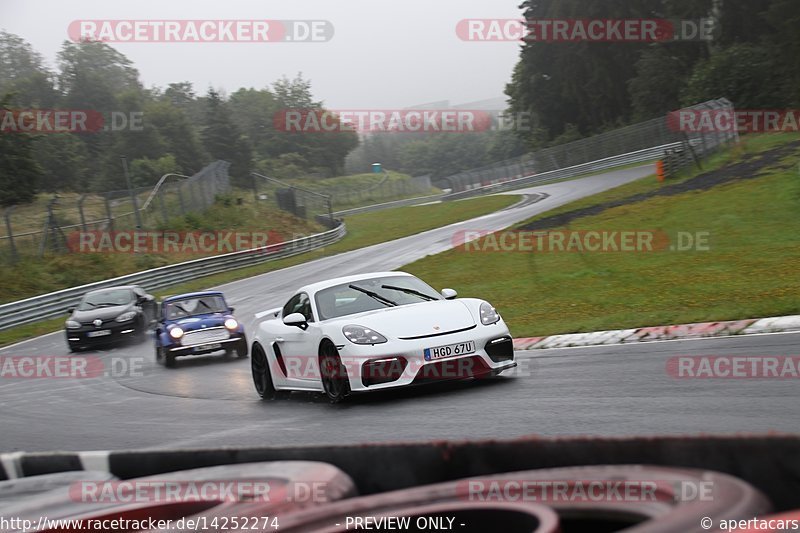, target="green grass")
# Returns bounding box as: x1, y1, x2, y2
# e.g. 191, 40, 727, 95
0, 194, 519, 347
511, 135, 791, 230
404, 134, 800, 337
